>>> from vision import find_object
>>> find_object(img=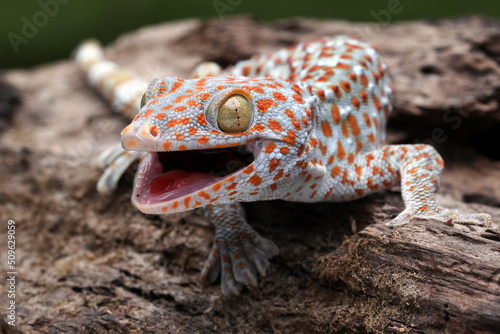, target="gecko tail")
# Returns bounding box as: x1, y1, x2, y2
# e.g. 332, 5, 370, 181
73, 39, 147, 120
